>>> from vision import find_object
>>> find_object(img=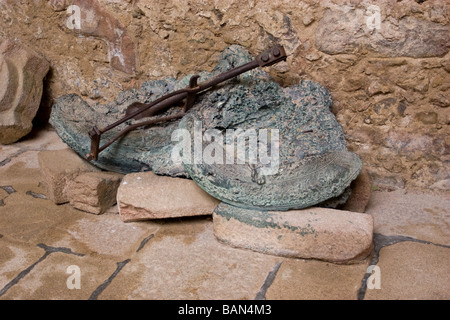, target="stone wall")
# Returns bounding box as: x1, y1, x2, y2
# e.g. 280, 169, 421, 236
0, 0, 448, 191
